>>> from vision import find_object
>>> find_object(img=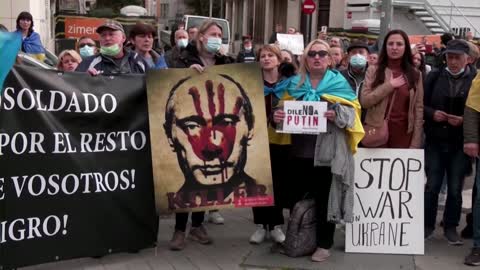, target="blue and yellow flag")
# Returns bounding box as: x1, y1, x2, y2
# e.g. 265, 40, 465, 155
287, 70, 365, 153
466, 73, 480, 113
0, 31, 21, 93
